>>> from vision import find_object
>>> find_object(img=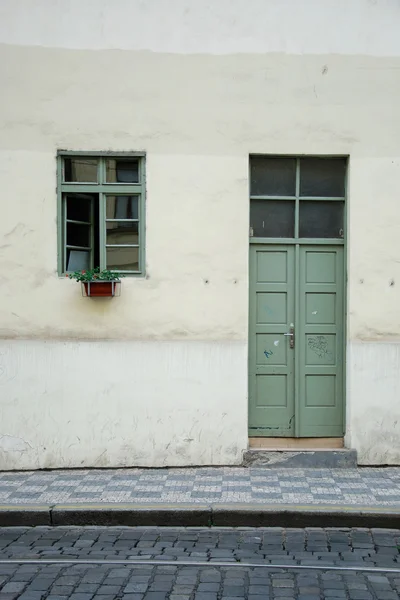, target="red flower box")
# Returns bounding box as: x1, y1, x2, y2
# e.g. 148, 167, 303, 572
82, 281, 120, 297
